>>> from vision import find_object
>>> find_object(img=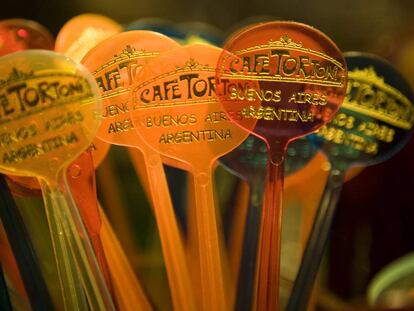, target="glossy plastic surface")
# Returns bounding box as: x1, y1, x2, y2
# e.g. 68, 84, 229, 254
288, 52, 414, 311
216, 21, 347, 311
310, 52, 414, 171
55, 13, 122, 62
82, 31, 196, 311
0, 19, 54, 56
130, 44, 252, 311
0, 50, 114, 310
